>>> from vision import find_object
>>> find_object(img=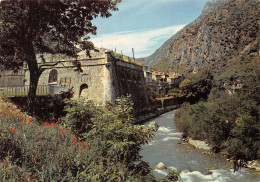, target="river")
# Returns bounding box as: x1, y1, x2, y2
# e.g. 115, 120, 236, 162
140, 110, 259, 182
